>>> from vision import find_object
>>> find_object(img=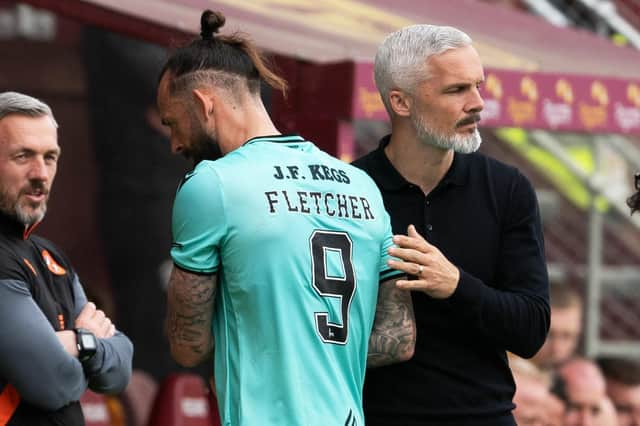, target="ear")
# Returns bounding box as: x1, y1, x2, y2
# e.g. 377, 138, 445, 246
192, 87, 215, 123
388, 89, 412, 117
